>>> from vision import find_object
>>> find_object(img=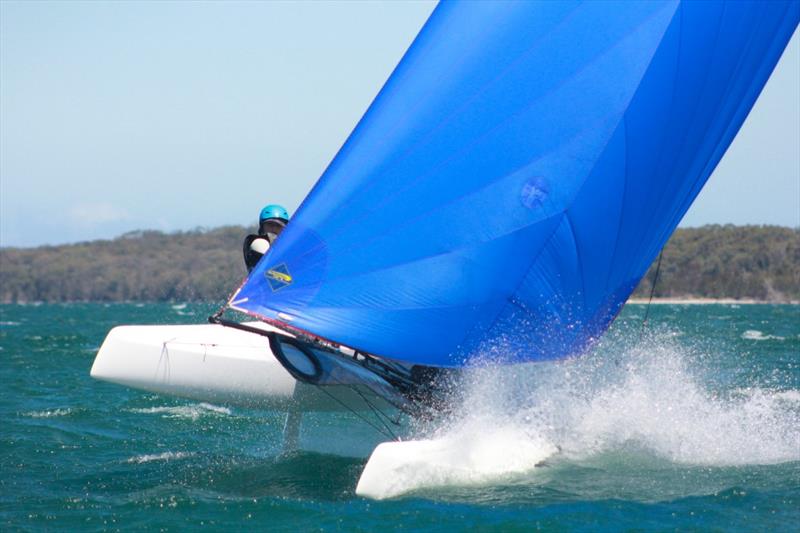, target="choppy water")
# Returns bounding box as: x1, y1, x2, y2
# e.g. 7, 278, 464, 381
1, 302, 798, 531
